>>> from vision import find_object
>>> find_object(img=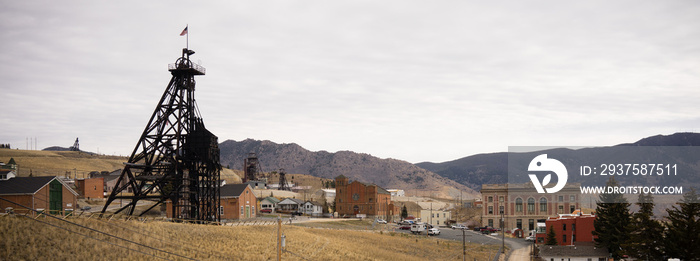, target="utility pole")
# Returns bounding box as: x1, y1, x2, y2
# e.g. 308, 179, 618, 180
501, 211, 505, 253
277, 214, 282, 261
462, 228, 466, 261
